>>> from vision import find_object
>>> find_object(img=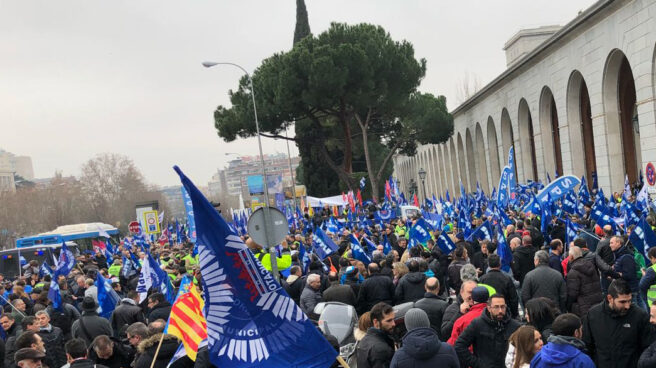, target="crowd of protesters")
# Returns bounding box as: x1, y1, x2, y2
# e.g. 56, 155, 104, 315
1, 186, 656, 368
